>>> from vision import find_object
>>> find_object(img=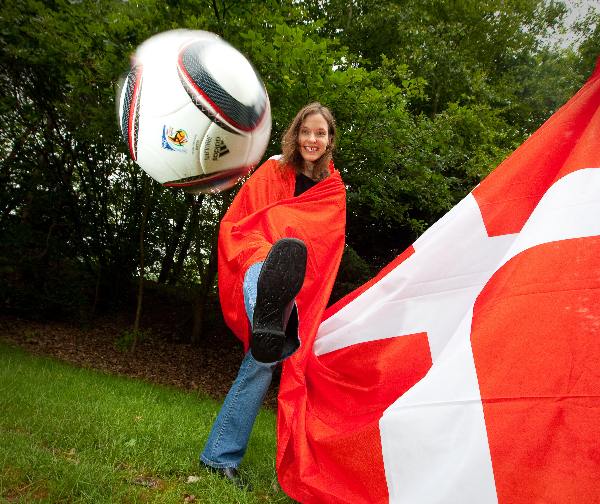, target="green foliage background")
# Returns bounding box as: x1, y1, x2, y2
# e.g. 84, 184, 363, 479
1, 0, 598, 337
